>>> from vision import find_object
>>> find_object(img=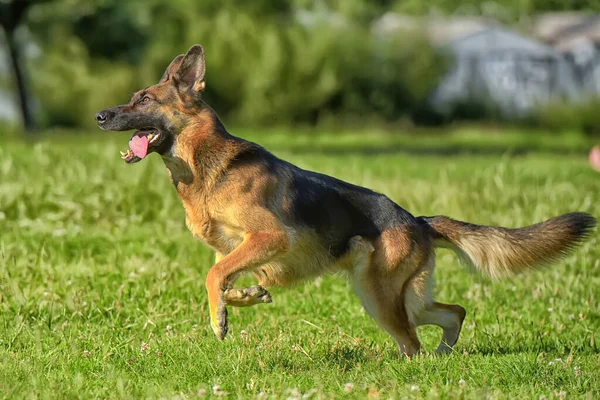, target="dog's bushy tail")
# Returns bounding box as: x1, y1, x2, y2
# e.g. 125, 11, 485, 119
422, 212, 596, 279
